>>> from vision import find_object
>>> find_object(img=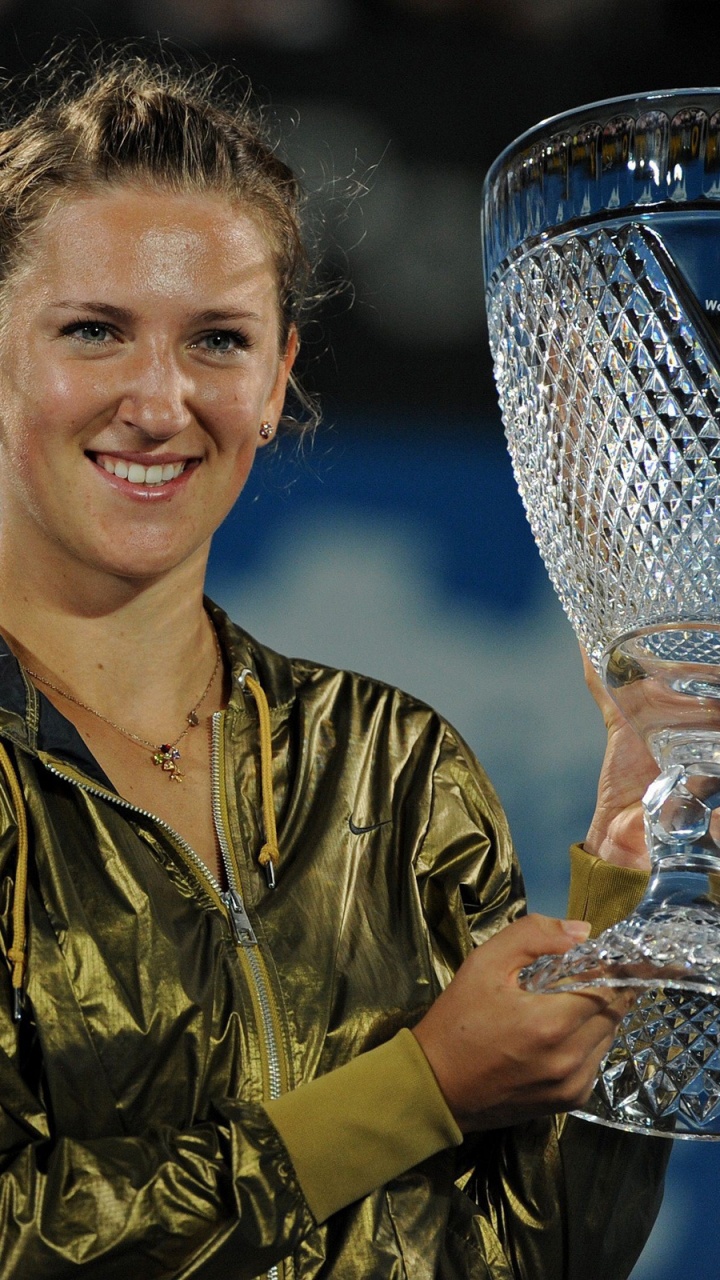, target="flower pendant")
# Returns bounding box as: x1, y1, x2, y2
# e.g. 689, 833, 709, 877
152, 744, 185, 782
